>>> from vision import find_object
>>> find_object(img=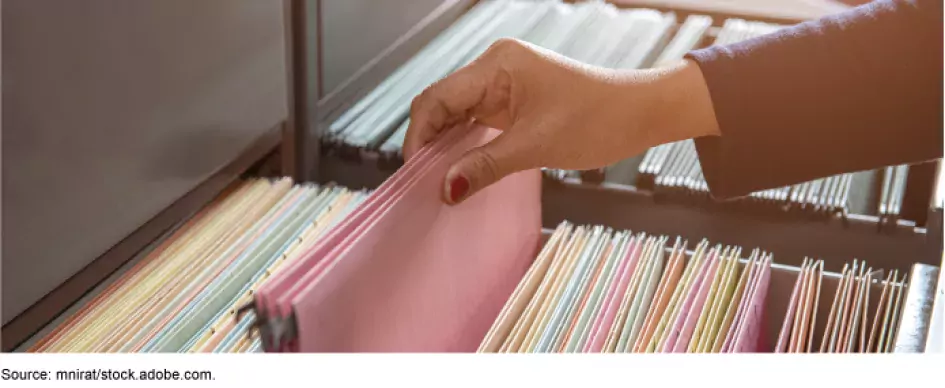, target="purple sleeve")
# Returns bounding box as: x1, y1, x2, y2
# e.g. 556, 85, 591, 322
686, 0, 943, 200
